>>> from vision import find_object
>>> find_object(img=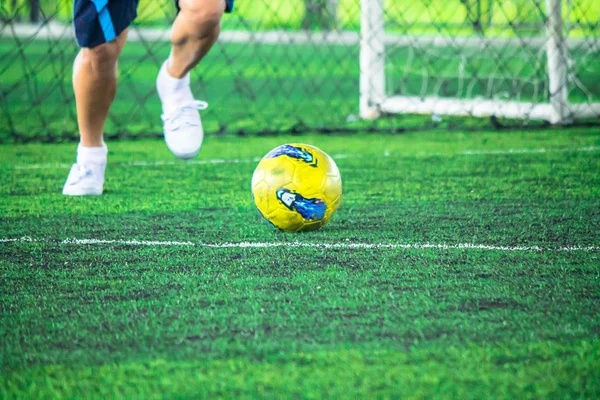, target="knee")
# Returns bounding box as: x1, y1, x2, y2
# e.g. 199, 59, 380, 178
80, 44, 117, 69
79, 32, 127, 71
190, 9, 222, 37
180, 0, 224, 37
